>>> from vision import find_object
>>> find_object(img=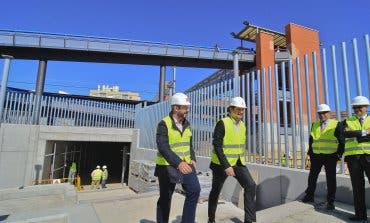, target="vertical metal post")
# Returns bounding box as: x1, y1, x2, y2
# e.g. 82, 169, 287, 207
341, 42, 352, 116
246, 72, 251, 162
268, 67, 275, 165
262, 69, 268, 164
365, 35, 370, 96
251, 72, 256, 163
275, 64, 281, 166
352, 38, 362, 96
288, 60, 297, 168
281, 62, 289, 167
304, 55, 312, 131
312, 52, 320, 110
159, 65, 166, 102
0, 55, 13, 122
257, 70, 262, 162
331, 46, 341, 122
233, 52, 240, 96
51, 142, 57, 179
321, 49, 329, 104
296, 58, 305, 169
